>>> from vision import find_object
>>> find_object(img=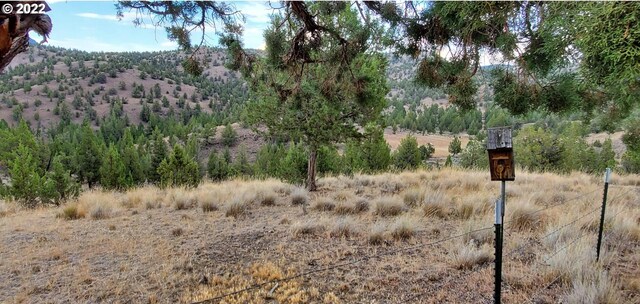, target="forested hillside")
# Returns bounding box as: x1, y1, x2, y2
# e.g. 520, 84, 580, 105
0, 46, 248, 128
